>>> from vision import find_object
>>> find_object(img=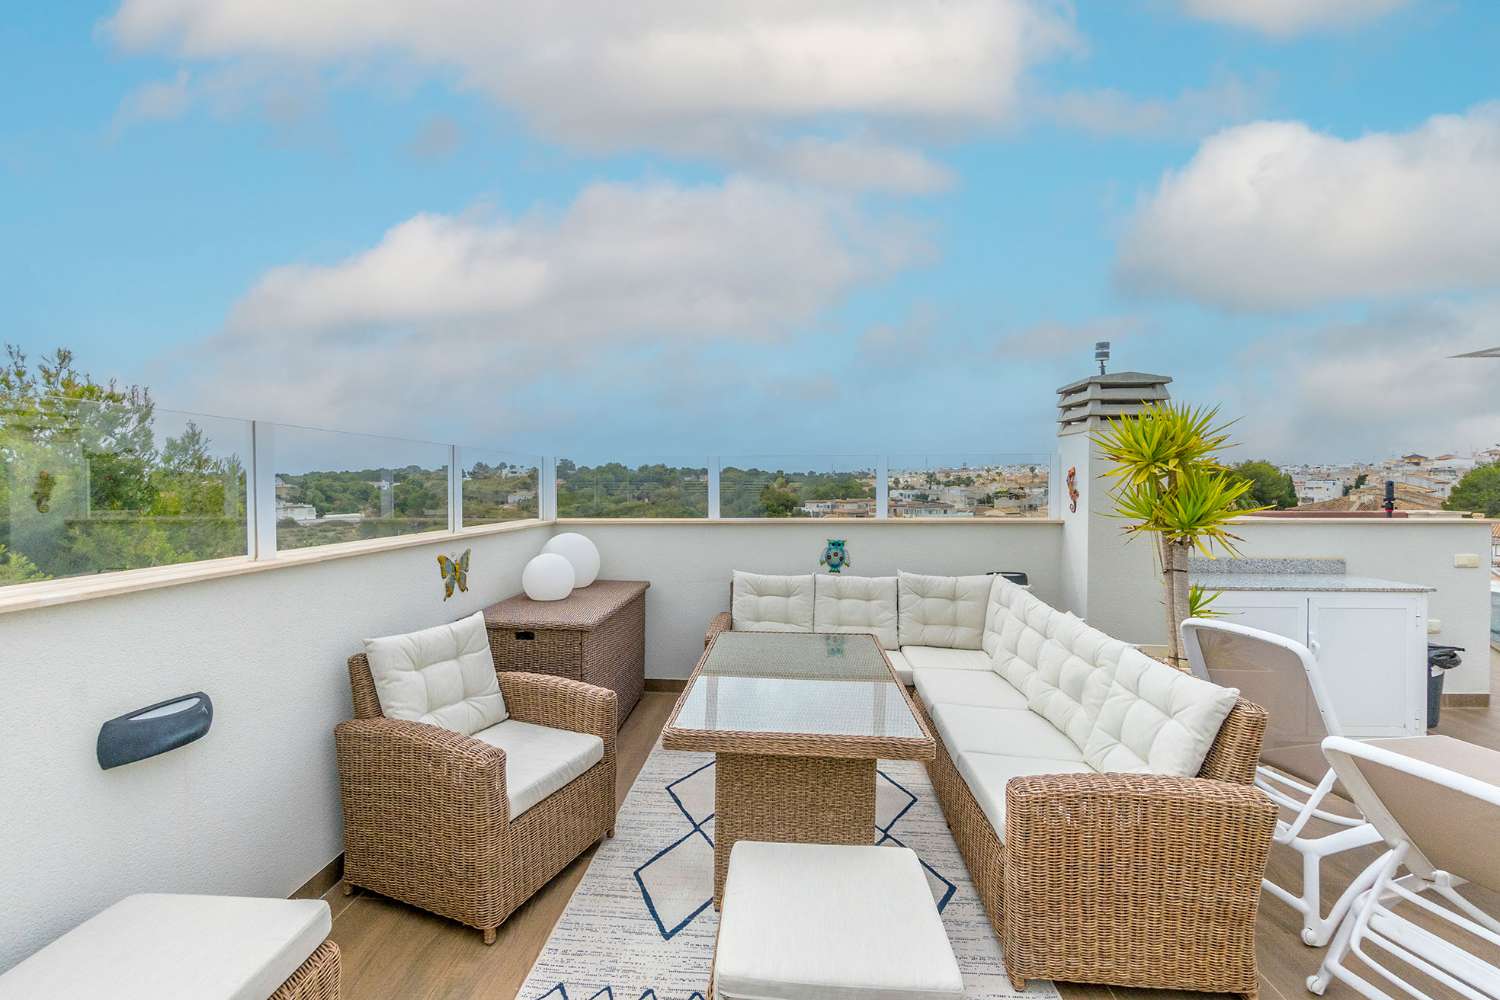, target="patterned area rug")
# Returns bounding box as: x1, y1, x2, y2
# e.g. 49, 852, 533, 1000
519, 743, 1058, 1000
